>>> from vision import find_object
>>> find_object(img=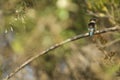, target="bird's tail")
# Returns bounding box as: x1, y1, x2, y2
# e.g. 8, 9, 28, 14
89, 31, 94, 36
89, 28, 95, 36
